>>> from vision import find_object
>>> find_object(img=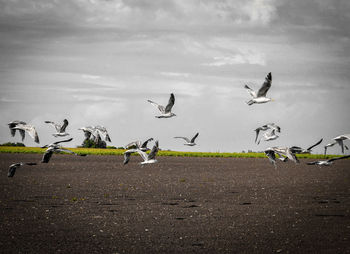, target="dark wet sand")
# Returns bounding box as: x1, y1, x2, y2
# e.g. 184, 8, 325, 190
0, 153, 349, 253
